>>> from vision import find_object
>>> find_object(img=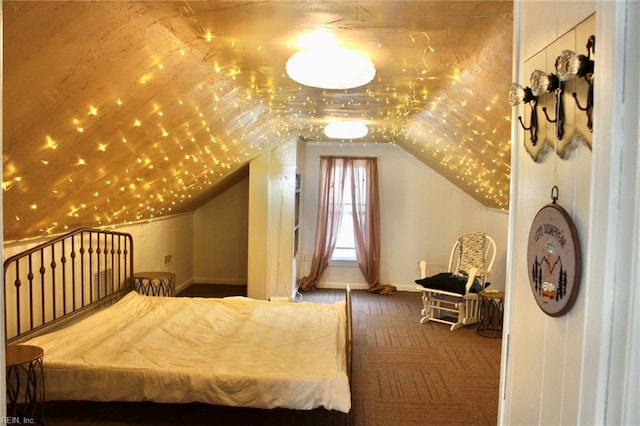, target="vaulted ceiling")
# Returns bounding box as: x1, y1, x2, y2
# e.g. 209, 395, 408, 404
2, 1, 512, 242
